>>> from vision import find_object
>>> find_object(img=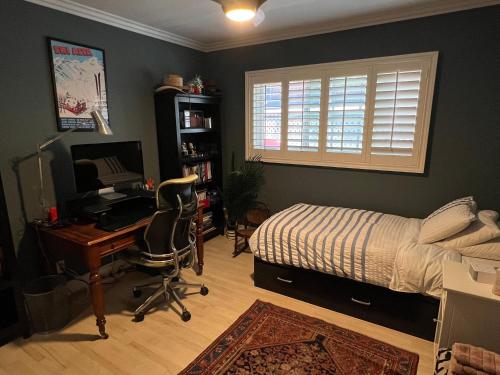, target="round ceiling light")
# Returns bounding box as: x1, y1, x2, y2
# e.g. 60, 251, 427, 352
225, 8, 256, 22
219, 0, 264, 22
